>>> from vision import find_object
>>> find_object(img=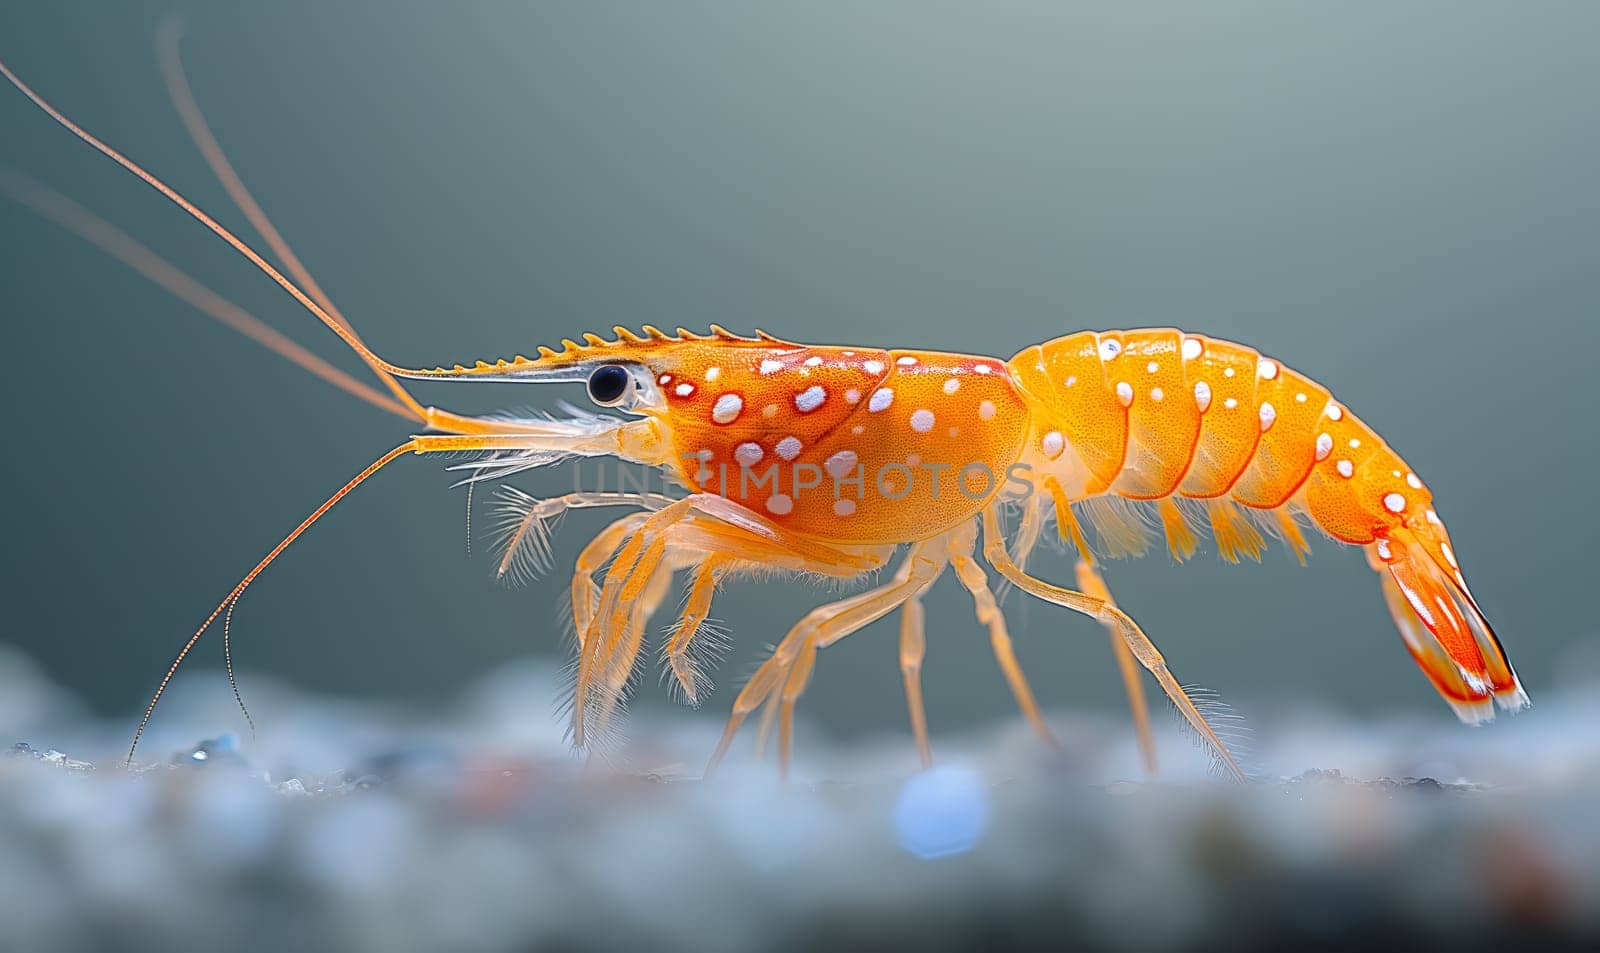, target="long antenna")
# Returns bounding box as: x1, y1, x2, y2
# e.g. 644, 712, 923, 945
0, 168, 413, 419
156, 20, 429, 418
126, 441, 418, 764
0, 58, 453, 383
